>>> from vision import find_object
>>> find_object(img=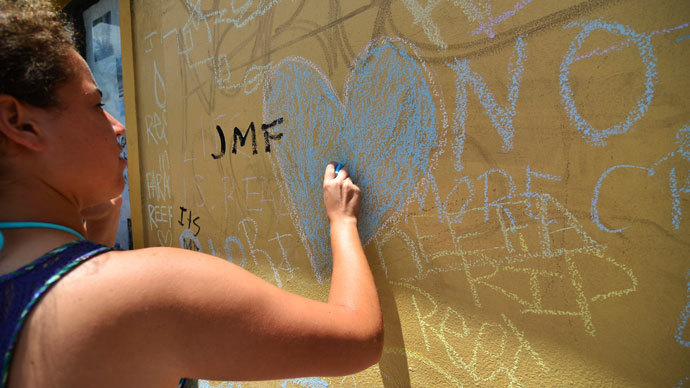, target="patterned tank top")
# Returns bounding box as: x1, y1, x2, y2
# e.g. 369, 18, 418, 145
0, 240, 112, 387
0, 240, 198, 388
